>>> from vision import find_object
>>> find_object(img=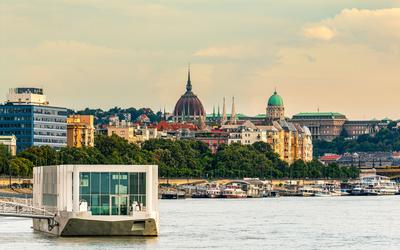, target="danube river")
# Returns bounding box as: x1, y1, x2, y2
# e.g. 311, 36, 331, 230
0, 196, 399, 249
